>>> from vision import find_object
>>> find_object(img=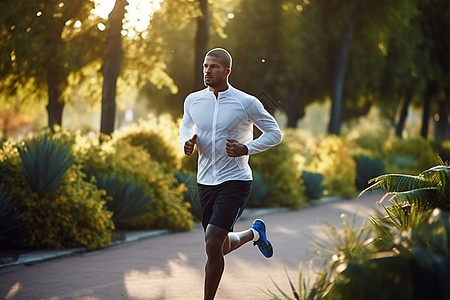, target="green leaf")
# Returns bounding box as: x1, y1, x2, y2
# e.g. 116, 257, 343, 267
18, 134, 75, 197
95, 175, 153, 228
